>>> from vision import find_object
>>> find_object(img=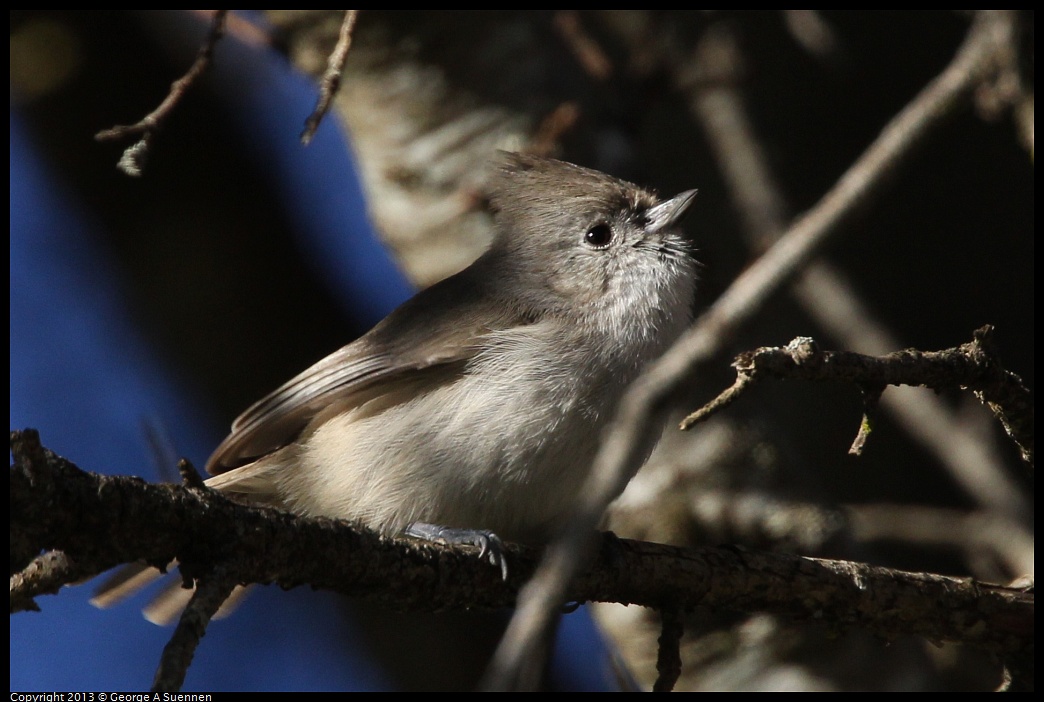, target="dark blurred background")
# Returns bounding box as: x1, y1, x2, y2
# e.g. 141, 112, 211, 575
10, 11, 1033, 691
